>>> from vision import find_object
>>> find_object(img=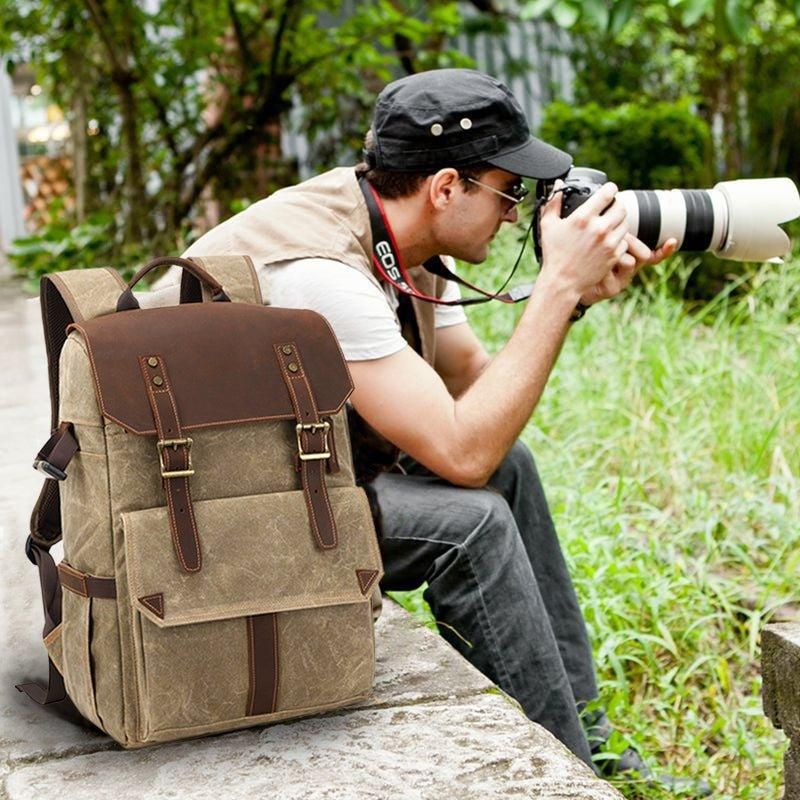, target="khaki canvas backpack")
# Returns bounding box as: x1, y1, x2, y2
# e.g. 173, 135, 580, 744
17, 256, 384, 747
